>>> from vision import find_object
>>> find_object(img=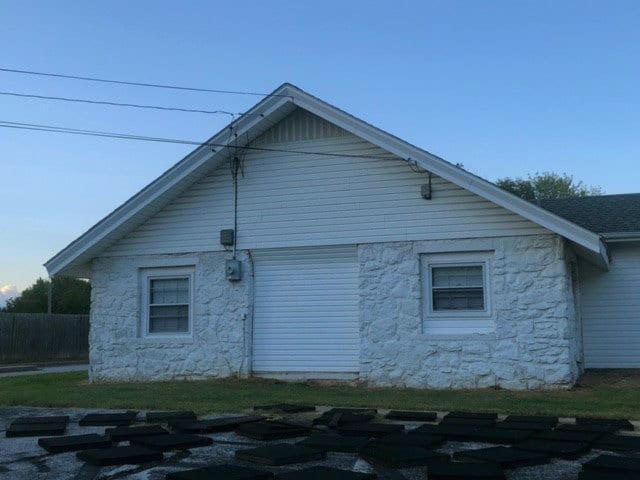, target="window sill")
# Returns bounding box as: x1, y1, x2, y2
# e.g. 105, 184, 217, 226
138, 335, 195, 344
423, 332, 496, 340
